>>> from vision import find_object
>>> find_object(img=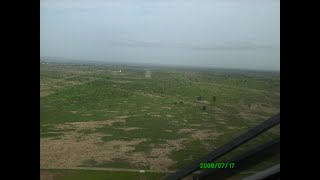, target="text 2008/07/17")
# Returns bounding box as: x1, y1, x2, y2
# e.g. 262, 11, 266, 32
200, 162, 235, 169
